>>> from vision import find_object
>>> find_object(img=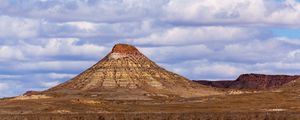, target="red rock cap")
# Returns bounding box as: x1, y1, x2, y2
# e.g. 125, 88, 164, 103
111, 43, 140, 54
